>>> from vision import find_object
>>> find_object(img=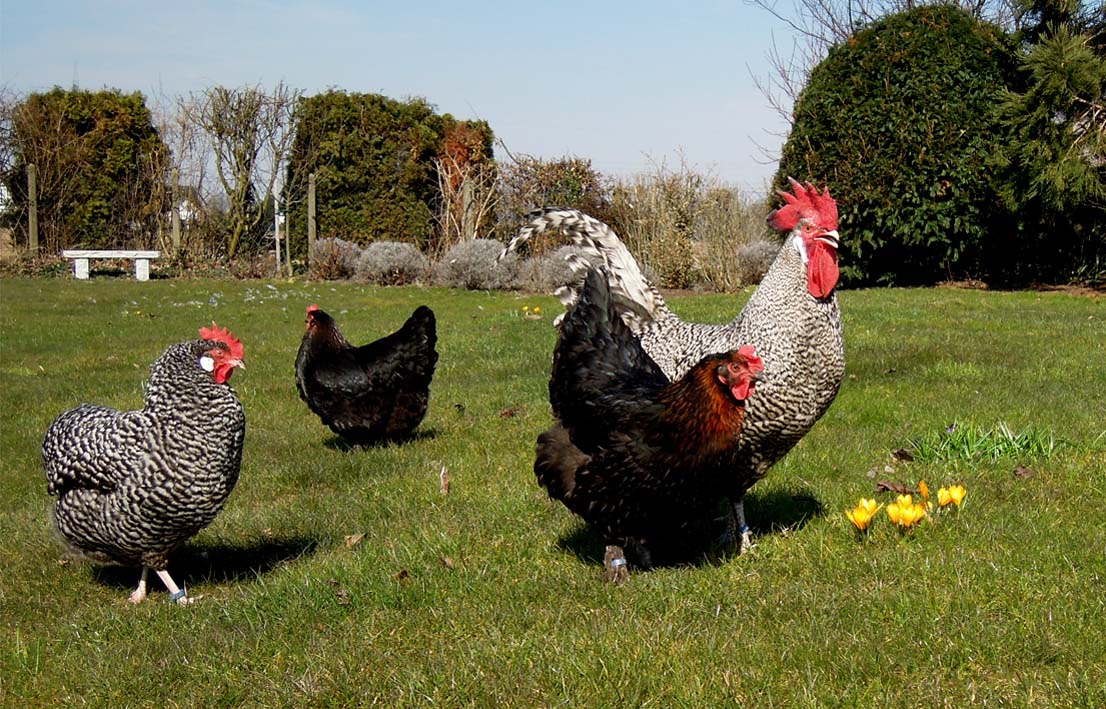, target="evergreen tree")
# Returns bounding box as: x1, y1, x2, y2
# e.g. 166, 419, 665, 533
994, 1, 1105, 284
